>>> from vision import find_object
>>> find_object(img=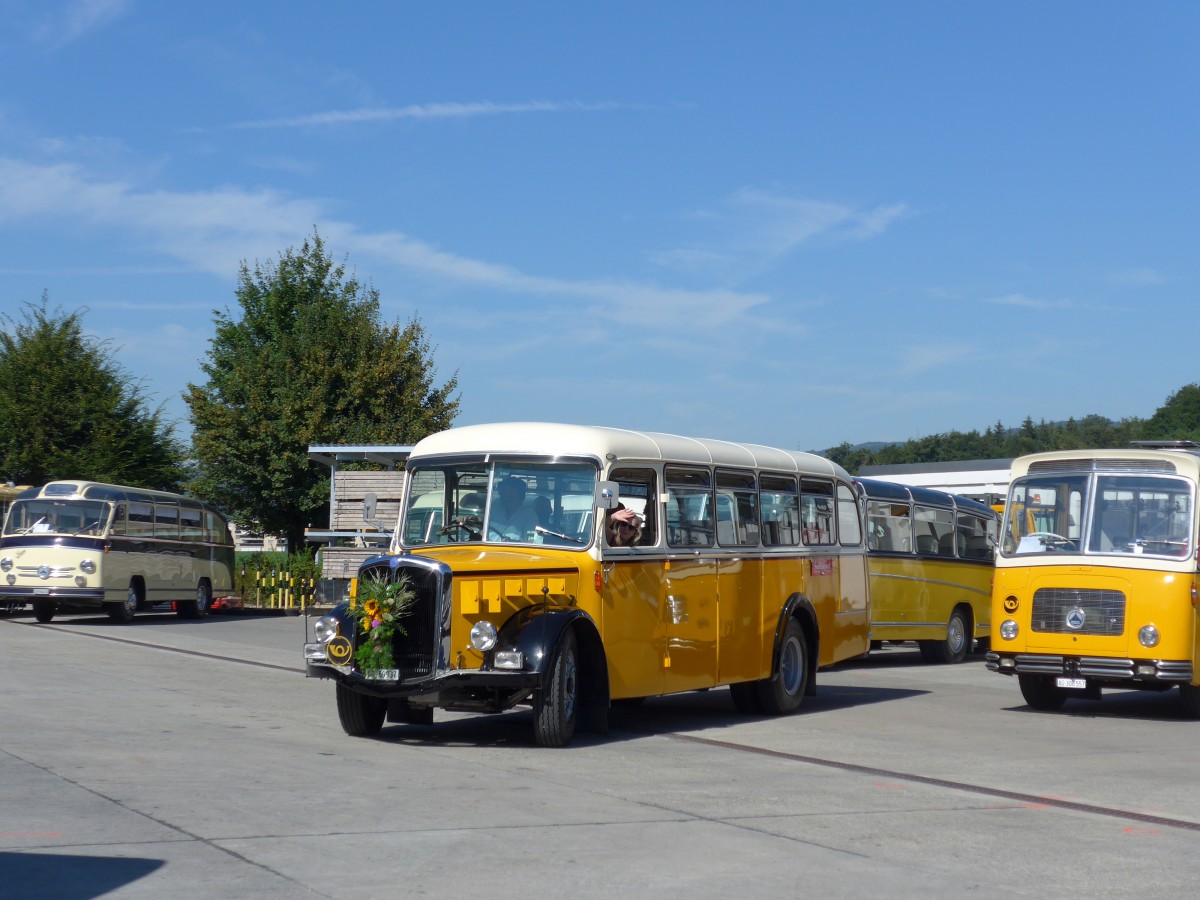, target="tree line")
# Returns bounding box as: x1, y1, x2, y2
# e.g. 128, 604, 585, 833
822, 386, 1200, 474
